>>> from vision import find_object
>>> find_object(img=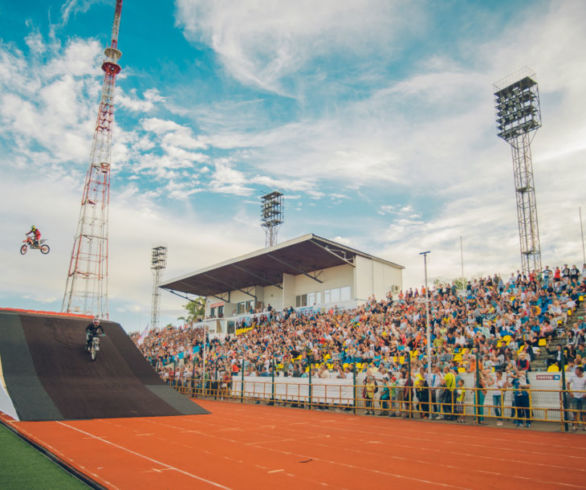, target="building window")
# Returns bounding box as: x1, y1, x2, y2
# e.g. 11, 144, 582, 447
323, 286, 352, 304
296, 294, 307, 307
210, 307, 216, 318
246, 300, 254, 313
